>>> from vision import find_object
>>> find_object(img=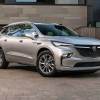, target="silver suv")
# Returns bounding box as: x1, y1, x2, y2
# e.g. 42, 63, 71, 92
0, 21, 100, 76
